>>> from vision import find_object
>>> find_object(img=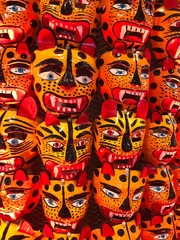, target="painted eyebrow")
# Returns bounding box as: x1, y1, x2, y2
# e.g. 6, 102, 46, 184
101, 182, 122, 194
74, 124, 91, 131
107, 60, 130, 67
75, 61, 96, 73
148, 180, 166, 186
132, 126, 145, 133
42, 191, 59, 201
114, 0, 132, 4
150, 126, 170, 131
162, 13, 180, 22
4, 125, 33, 134
4, 118, 34, 128
8, 60, 30, 64
43, 135, 64, 141
99, 124, 122, 132
6, 188, 30, 192
69, 192, 89, 201
148, 228, 170, 234
34, 59, 63, 67
76, 131, 91, 138
134, 186, 144, 195
53, 125, 67, 138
